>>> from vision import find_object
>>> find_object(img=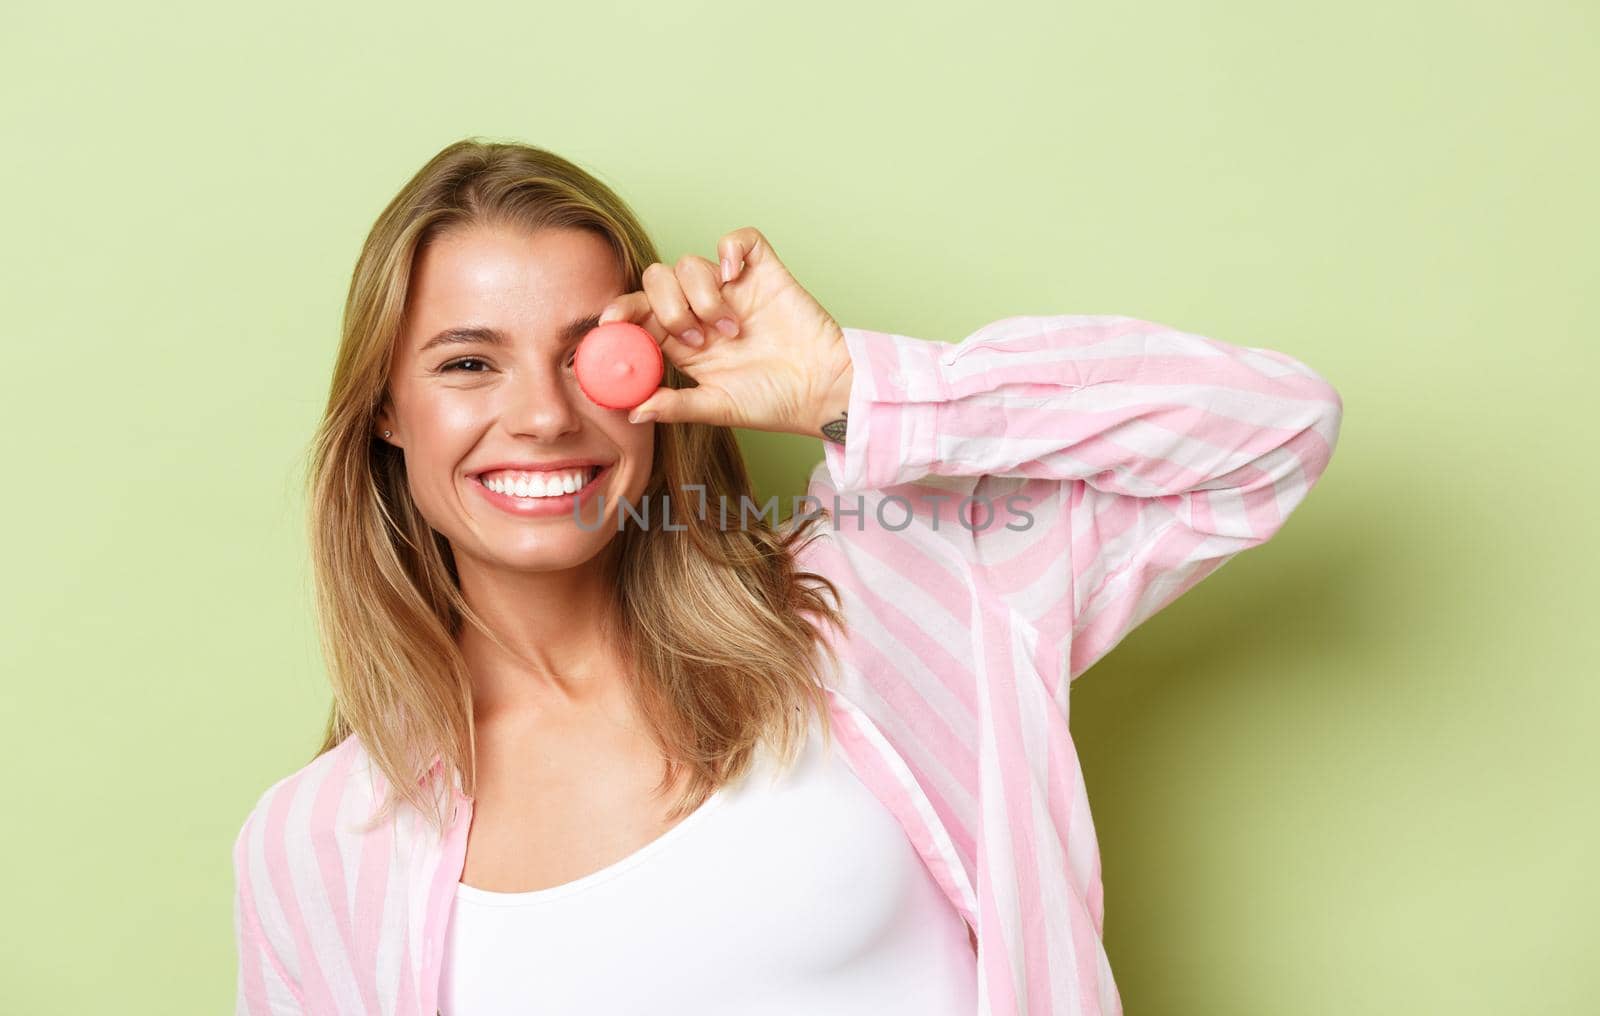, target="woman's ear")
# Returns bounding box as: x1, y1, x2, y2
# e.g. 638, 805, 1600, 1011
375, 405, 398, 445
